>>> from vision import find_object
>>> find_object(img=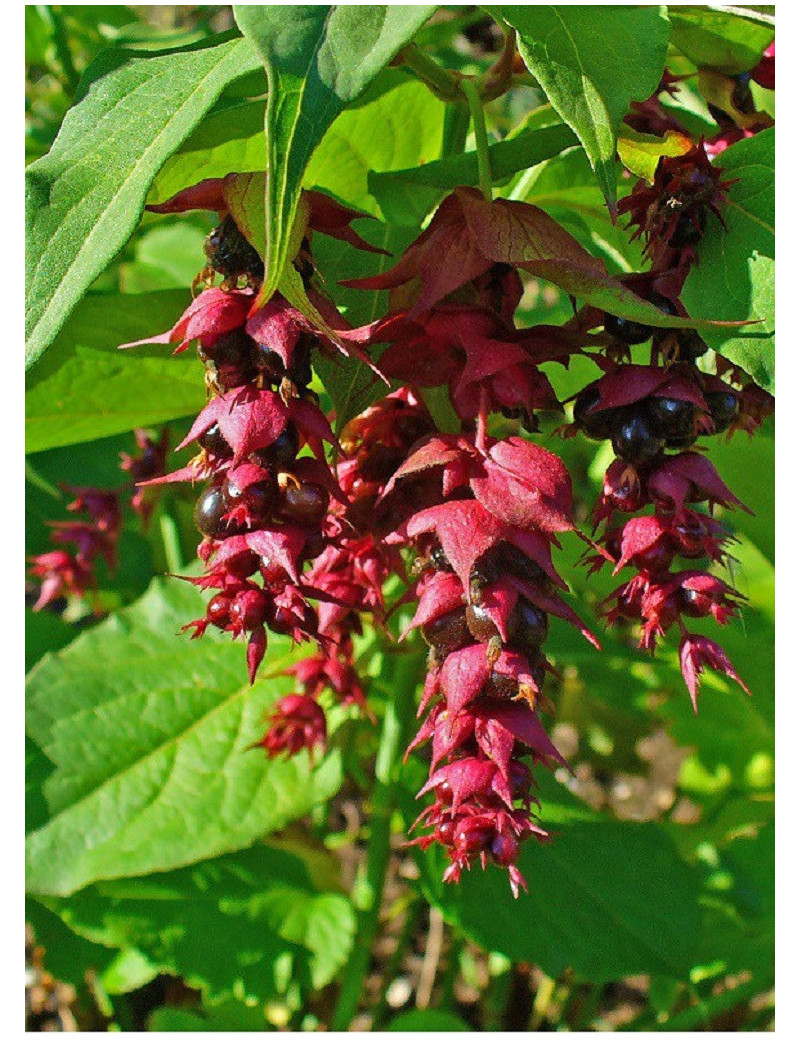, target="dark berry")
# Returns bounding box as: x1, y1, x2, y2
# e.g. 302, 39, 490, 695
509, 600, 549, 656
251, 343, 285, 383
604, 313, 652, 345
646, 397, 698, 442
612, 412, 665, 465
421, 609, 471, 658
205, 214, 264, 281
454, 819, 494, 855
277, 481, 330, 528
491, 833, 519, 866
573, 385, 628, 441
435, 780, 454, 805
197, 328, 254, 366
435, 818, 455, 845
230, 588, 268, 631
681, 587, 714, 618
465, 603, 500, 644
194, 484, 240, 539
668, 208, 707, 248
677, 330, 708, 361
252, 425, 300, 470
225, 476, 277, 526
705, 391, 738, 434
199, 423, 232, 458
